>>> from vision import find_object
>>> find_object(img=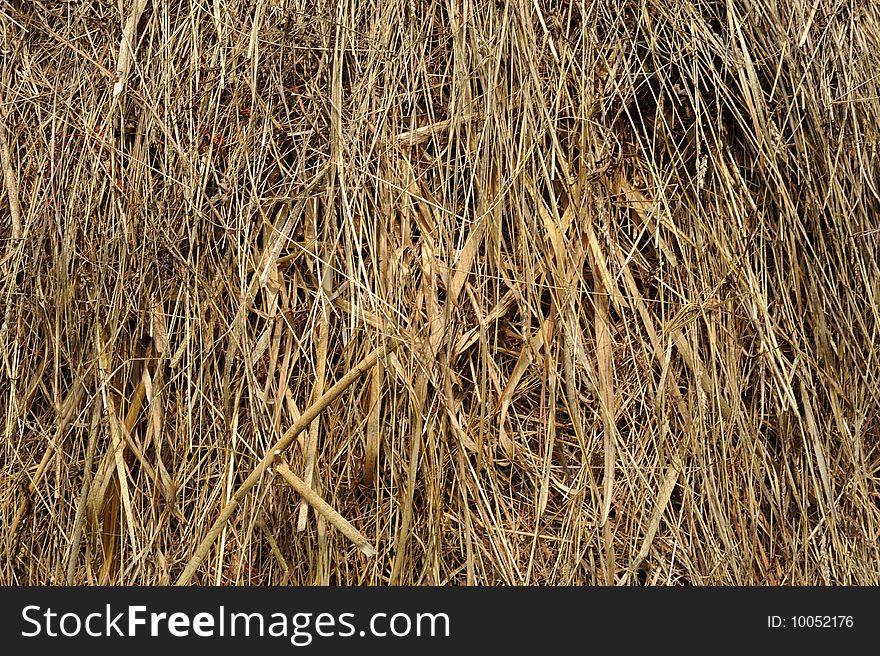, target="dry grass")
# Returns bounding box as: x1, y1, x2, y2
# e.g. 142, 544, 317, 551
2, 0, 880, 585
